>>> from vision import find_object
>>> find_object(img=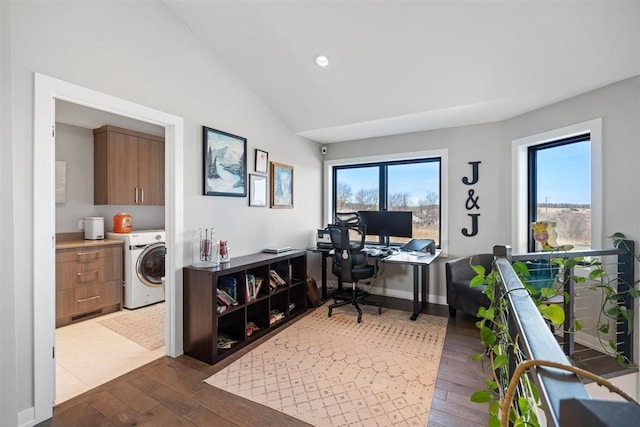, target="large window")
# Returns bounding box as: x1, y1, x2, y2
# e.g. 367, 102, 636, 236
333, 158, 441, 245
528, 134, 591, 251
